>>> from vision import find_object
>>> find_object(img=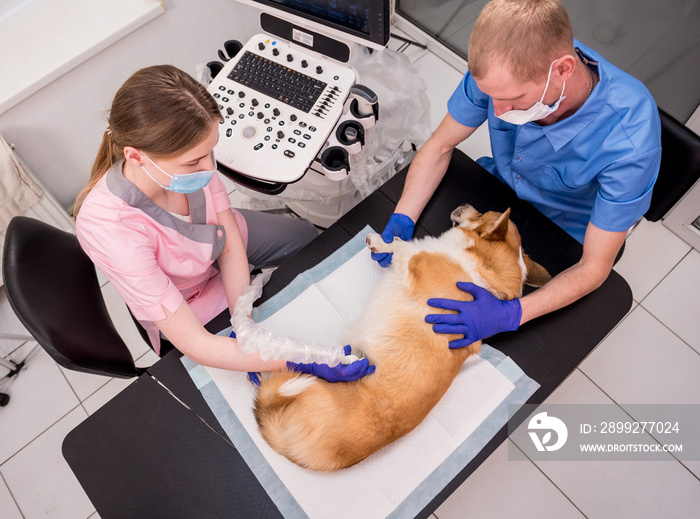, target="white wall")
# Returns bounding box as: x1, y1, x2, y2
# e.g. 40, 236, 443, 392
0, 0, 261, 209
